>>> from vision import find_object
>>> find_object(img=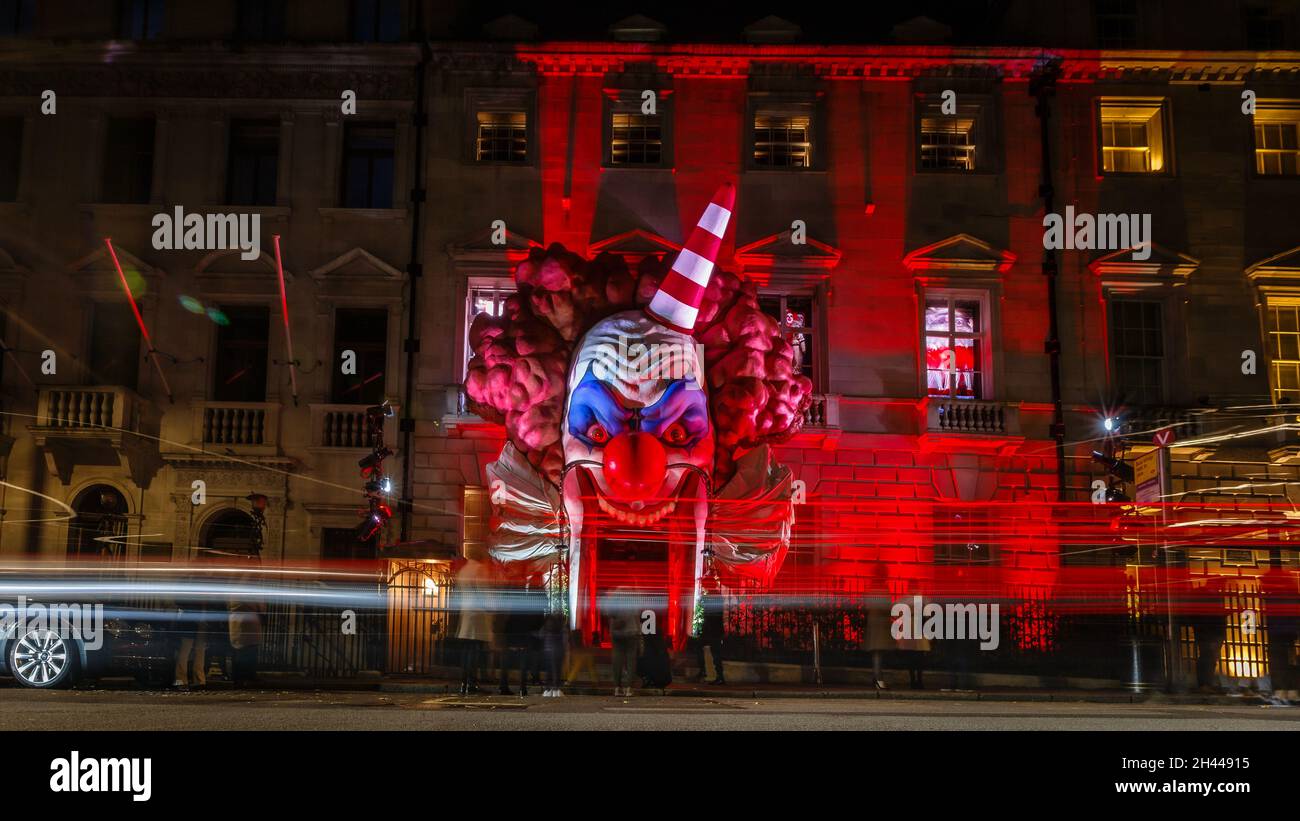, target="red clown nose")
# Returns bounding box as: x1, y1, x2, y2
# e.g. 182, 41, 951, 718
602, 431, 667, 502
